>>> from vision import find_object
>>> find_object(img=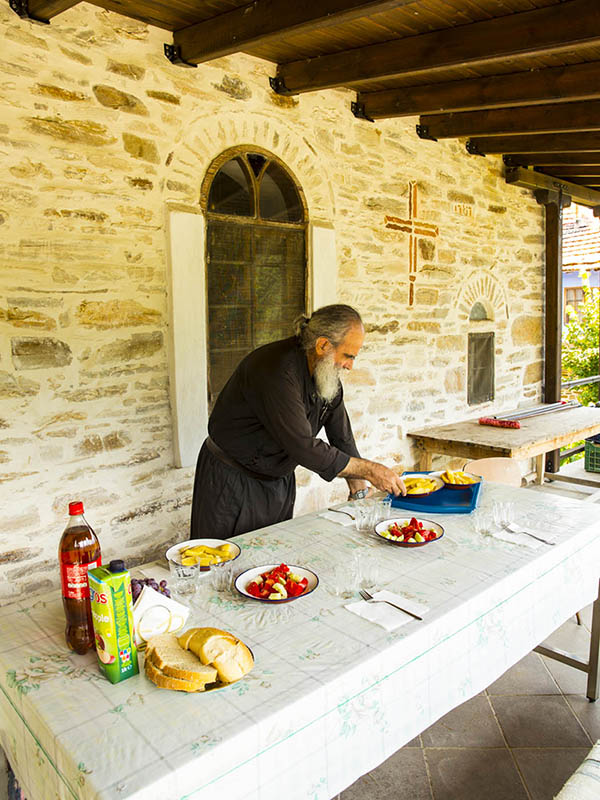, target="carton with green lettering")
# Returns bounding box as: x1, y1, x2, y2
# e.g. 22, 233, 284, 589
89, 560, 139, 683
